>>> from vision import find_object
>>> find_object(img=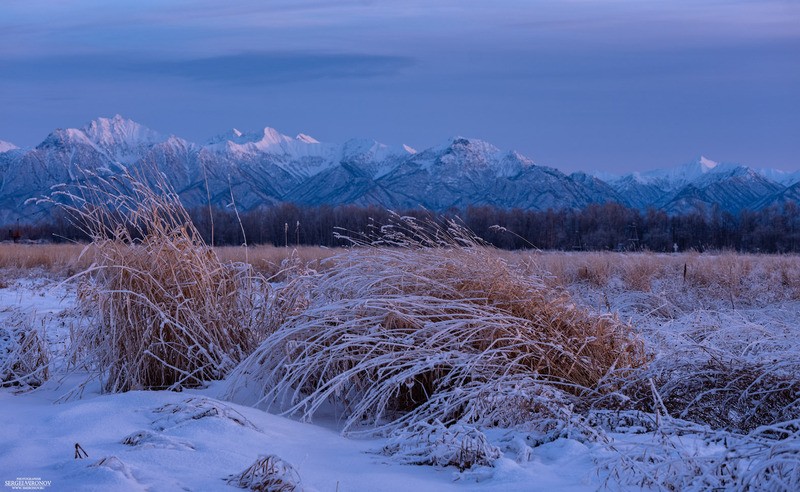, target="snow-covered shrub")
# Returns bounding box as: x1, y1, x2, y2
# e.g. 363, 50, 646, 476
0, 318, 49, 390
456, 375, 573, 429
228, 216, 646, 434
227, 455, 304, 492
382, 422, 501, 471
51, 170, 265, 391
